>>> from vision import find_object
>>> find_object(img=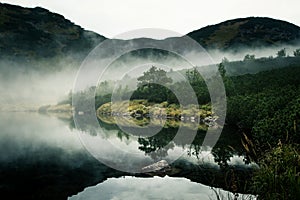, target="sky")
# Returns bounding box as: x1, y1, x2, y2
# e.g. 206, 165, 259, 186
1, 0, 300, 39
